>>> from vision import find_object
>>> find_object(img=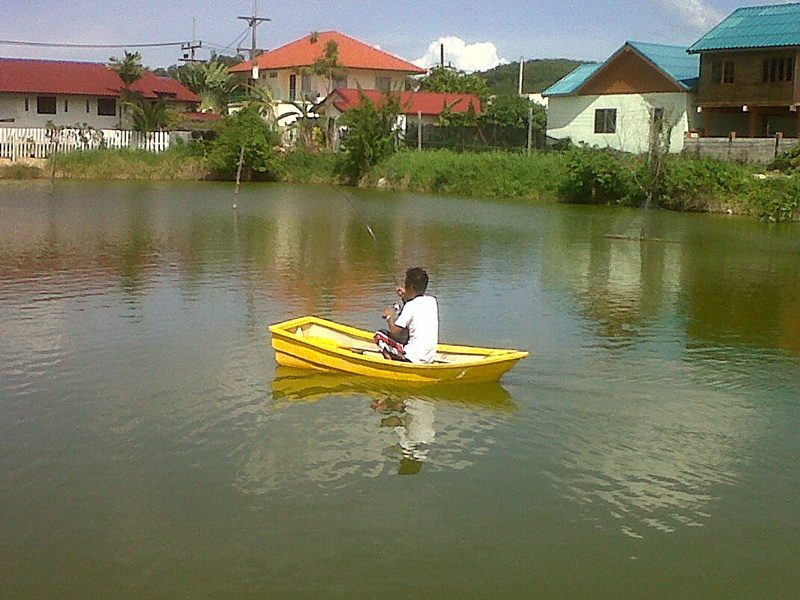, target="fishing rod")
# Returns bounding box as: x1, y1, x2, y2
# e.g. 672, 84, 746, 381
331, 186, 402, 293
